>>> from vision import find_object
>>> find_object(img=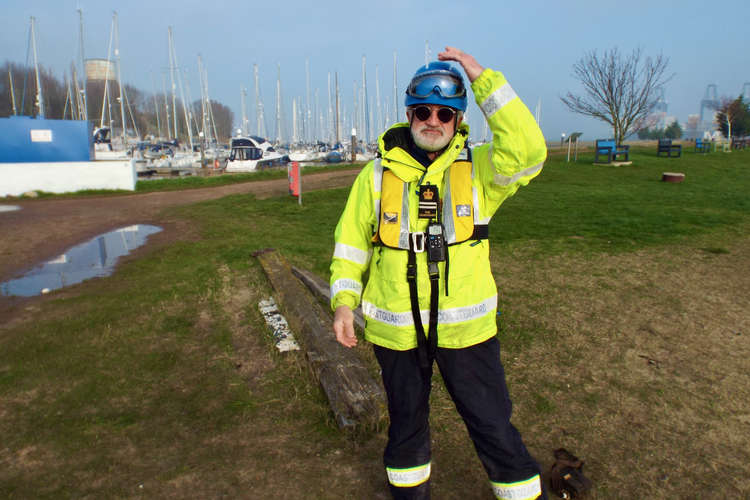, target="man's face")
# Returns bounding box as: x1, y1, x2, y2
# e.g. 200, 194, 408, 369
407, 104, 461, 152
